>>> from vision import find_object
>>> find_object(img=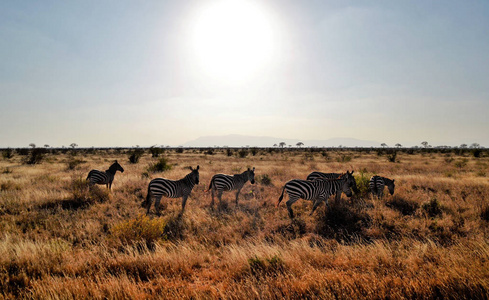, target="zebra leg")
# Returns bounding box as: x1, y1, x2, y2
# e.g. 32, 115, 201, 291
154, 196, 163, 216
235, 188, 242, 208
217, 190, 223, 211
286, 196, 300, 219
145, 197, 153, 215
210, 188, 215, 208
310, 198, 323, 216
181, 195, 188, 215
